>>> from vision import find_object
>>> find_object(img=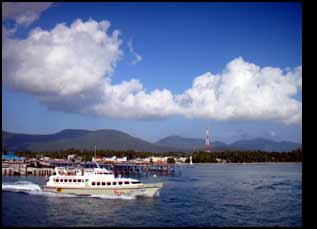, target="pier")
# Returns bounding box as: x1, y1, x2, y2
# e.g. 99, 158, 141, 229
2, 161, 181, 177
2, 163, 54, 176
